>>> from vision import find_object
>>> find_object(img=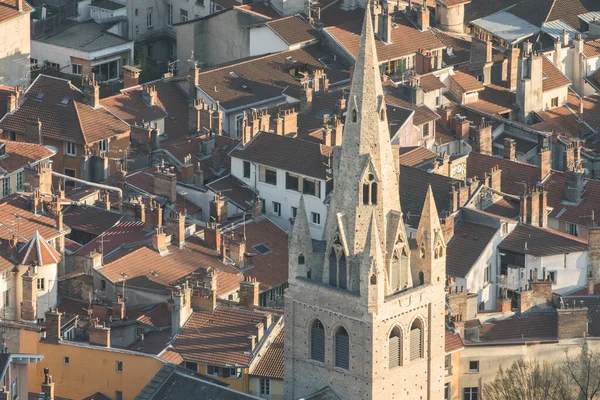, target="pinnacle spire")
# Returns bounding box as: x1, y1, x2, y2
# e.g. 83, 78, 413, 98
417, 185, 443, 248
290, 195, 311, 247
